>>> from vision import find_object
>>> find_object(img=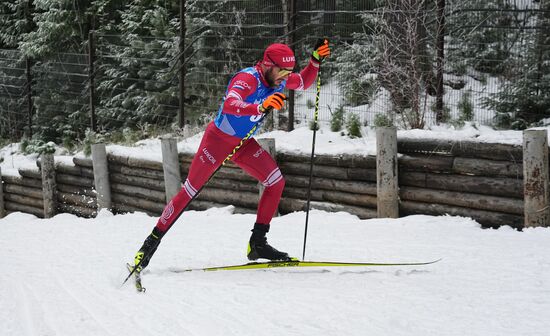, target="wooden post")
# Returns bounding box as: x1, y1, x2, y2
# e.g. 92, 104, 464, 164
161, 136, 182, 202
91, 143, 112, 211
41, 153, 56, 218
523, 129, 549, 227
257, 138, 278, 215
0, 167, 5, 218
376, 127, 399, 218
